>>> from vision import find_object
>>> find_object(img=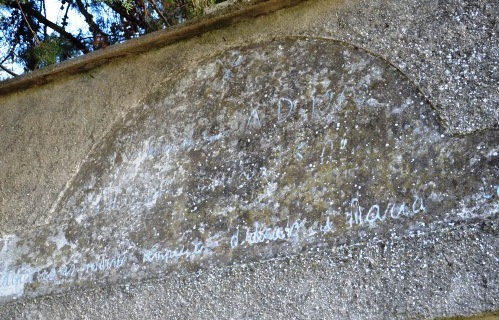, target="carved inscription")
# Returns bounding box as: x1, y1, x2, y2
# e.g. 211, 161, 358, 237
1, 39, 497, 302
